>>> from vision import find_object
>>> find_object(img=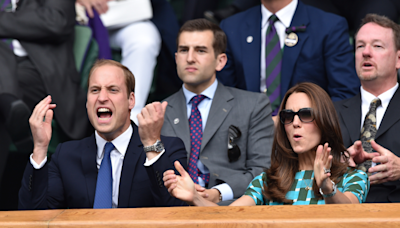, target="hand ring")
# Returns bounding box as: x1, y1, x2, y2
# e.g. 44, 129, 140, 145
324, 168, 331, 174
